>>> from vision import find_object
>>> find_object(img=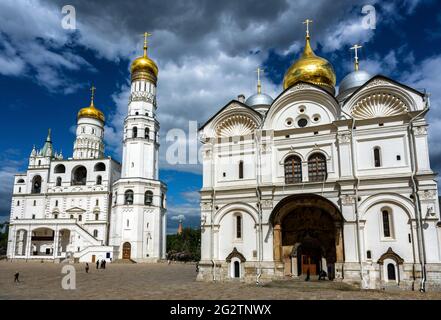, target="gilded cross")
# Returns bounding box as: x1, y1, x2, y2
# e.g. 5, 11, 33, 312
256, 67, 264, 94
142, 32, 152, 56
350, 44, 362, 71
302, 19, 313, 38
90, 85, 96, 104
